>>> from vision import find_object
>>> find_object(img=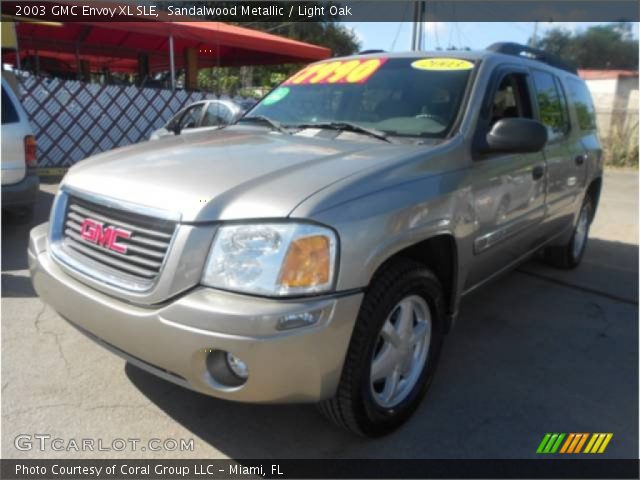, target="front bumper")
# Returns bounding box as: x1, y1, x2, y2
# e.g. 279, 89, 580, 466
29, 223, 363, 403
2, 173, 39, 208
